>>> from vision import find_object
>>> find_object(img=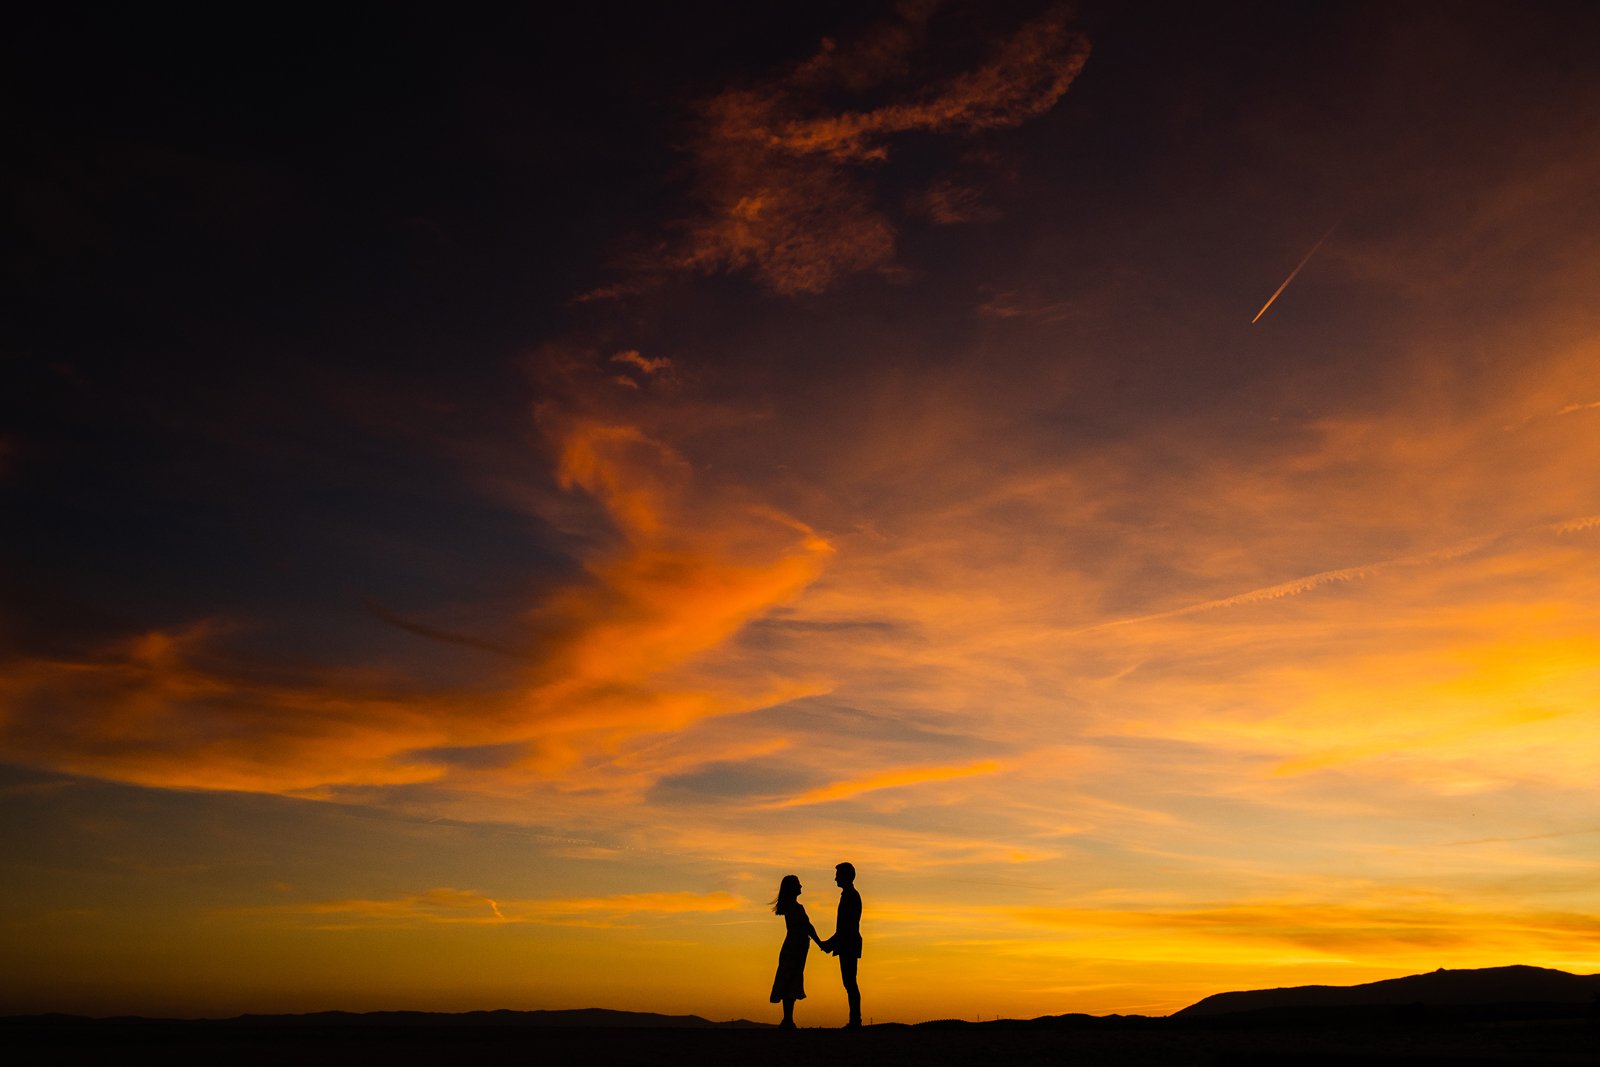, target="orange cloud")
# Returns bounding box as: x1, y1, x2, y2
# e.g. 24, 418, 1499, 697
765, 10, 1089, 161
771, 759, 1001, 808
1552, 513, 1600, 534
1006, 900, 1600, 958
517, 414, 834, 751
672, 7, 1089, 293
0, 400, 835, 795
610, 350, 672, 376
0, 624, 455, 792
